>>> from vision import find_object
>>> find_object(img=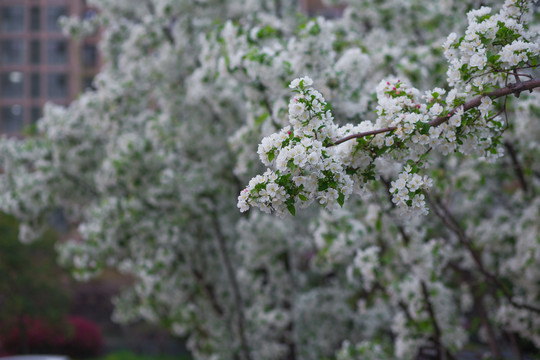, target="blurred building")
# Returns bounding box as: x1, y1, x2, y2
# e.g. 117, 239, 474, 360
0, 0, 100, 135
301, 0, 345, 18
